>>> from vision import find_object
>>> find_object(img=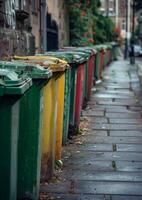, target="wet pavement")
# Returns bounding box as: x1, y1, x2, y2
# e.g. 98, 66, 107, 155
40, 58, 142, 199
